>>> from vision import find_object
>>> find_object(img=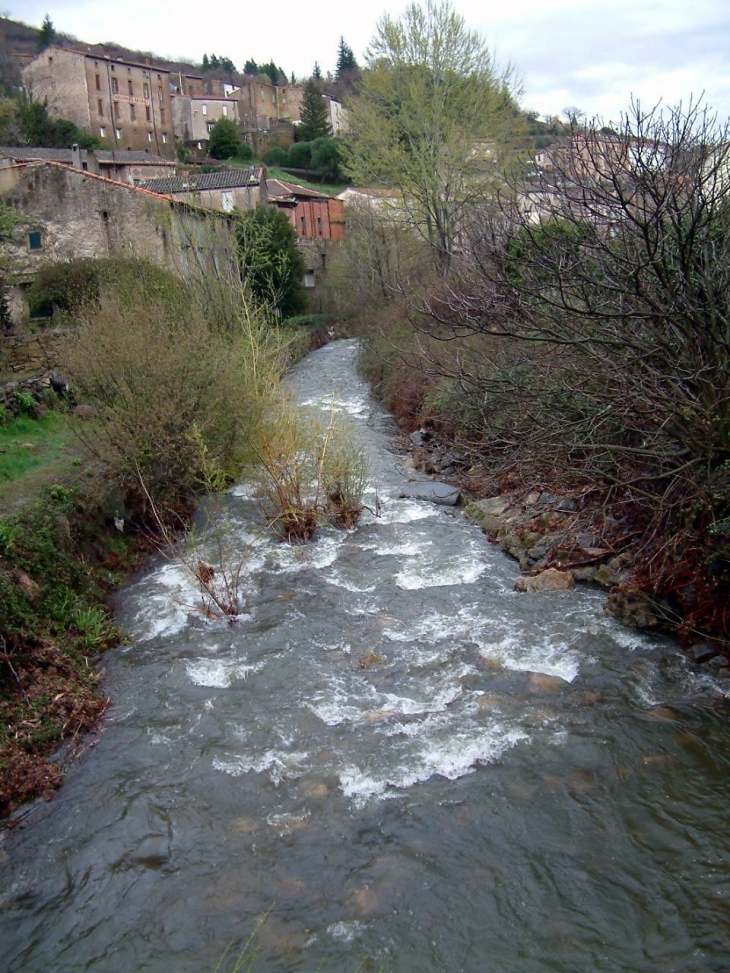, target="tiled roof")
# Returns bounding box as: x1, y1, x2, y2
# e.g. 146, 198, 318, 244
267, 178, 331, 200
140, 168, 262, 194
0, 146, 173, 165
